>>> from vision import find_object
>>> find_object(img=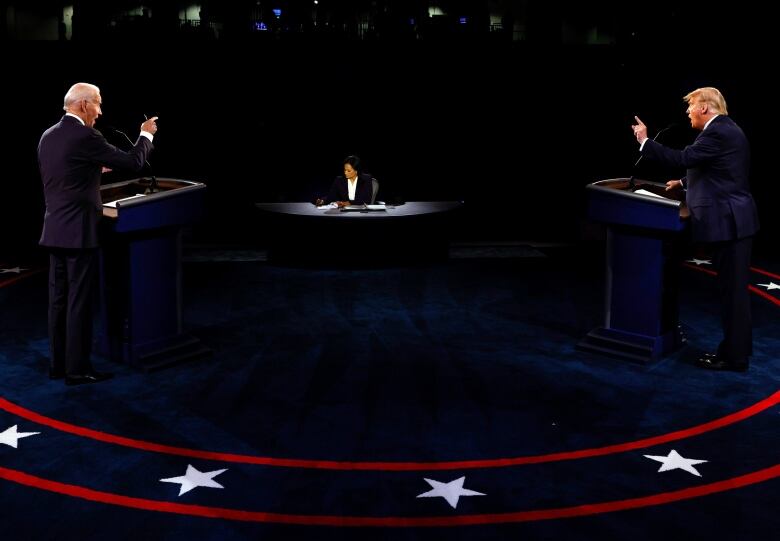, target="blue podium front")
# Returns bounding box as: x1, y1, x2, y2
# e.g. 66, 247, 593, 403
579, 178, 689, 363
98, 178, 209, 370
